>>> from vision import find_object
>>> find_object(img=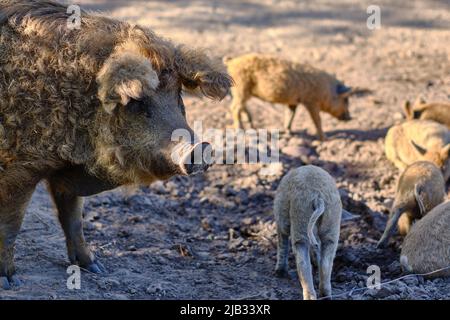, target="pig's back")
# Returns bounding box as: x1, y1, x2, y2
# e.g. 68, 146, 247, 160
401, 201, 450, 277
386, 120, 450, 166
420, 104, 450, 129
227, 54, 303, 104
394, 161, 446, 215
280, 165, 341, 214
403, 120, 450, 149
0, 1, 134, 167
